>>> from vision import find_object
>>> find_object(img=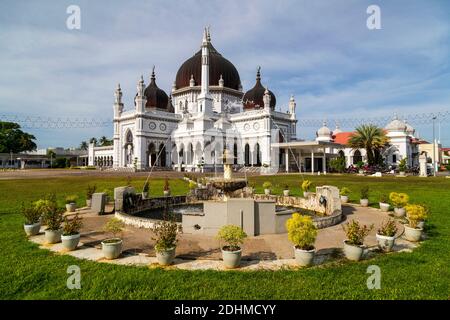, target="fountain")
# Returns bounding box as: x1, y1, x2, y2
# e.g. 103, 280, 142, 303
210, 149, 247, 199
